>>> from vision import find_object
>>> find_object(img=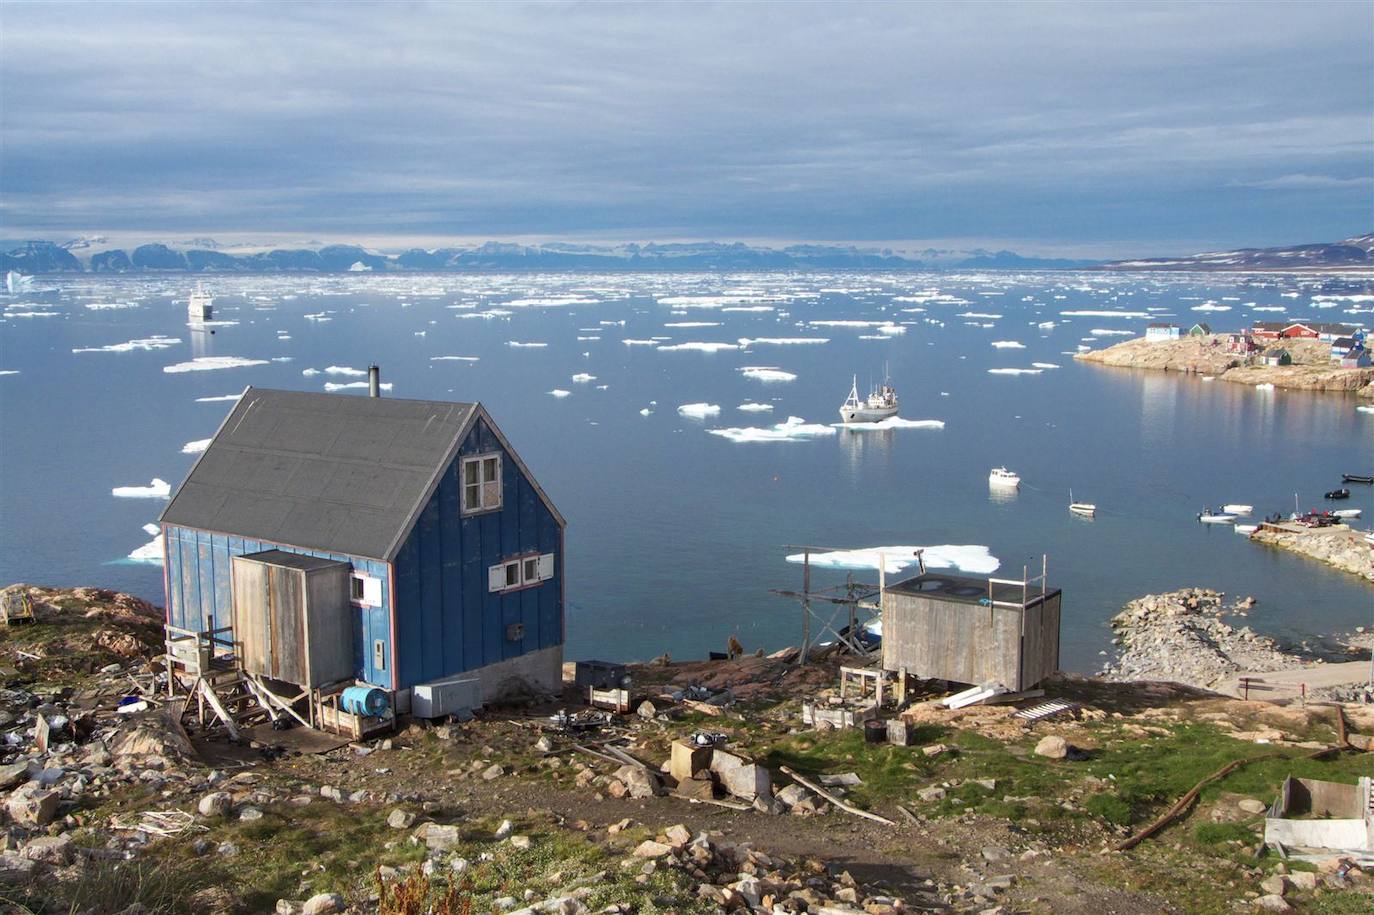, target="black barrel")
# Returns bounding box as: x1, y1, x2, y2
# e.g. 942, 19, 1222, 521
863, 718, 888, 744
